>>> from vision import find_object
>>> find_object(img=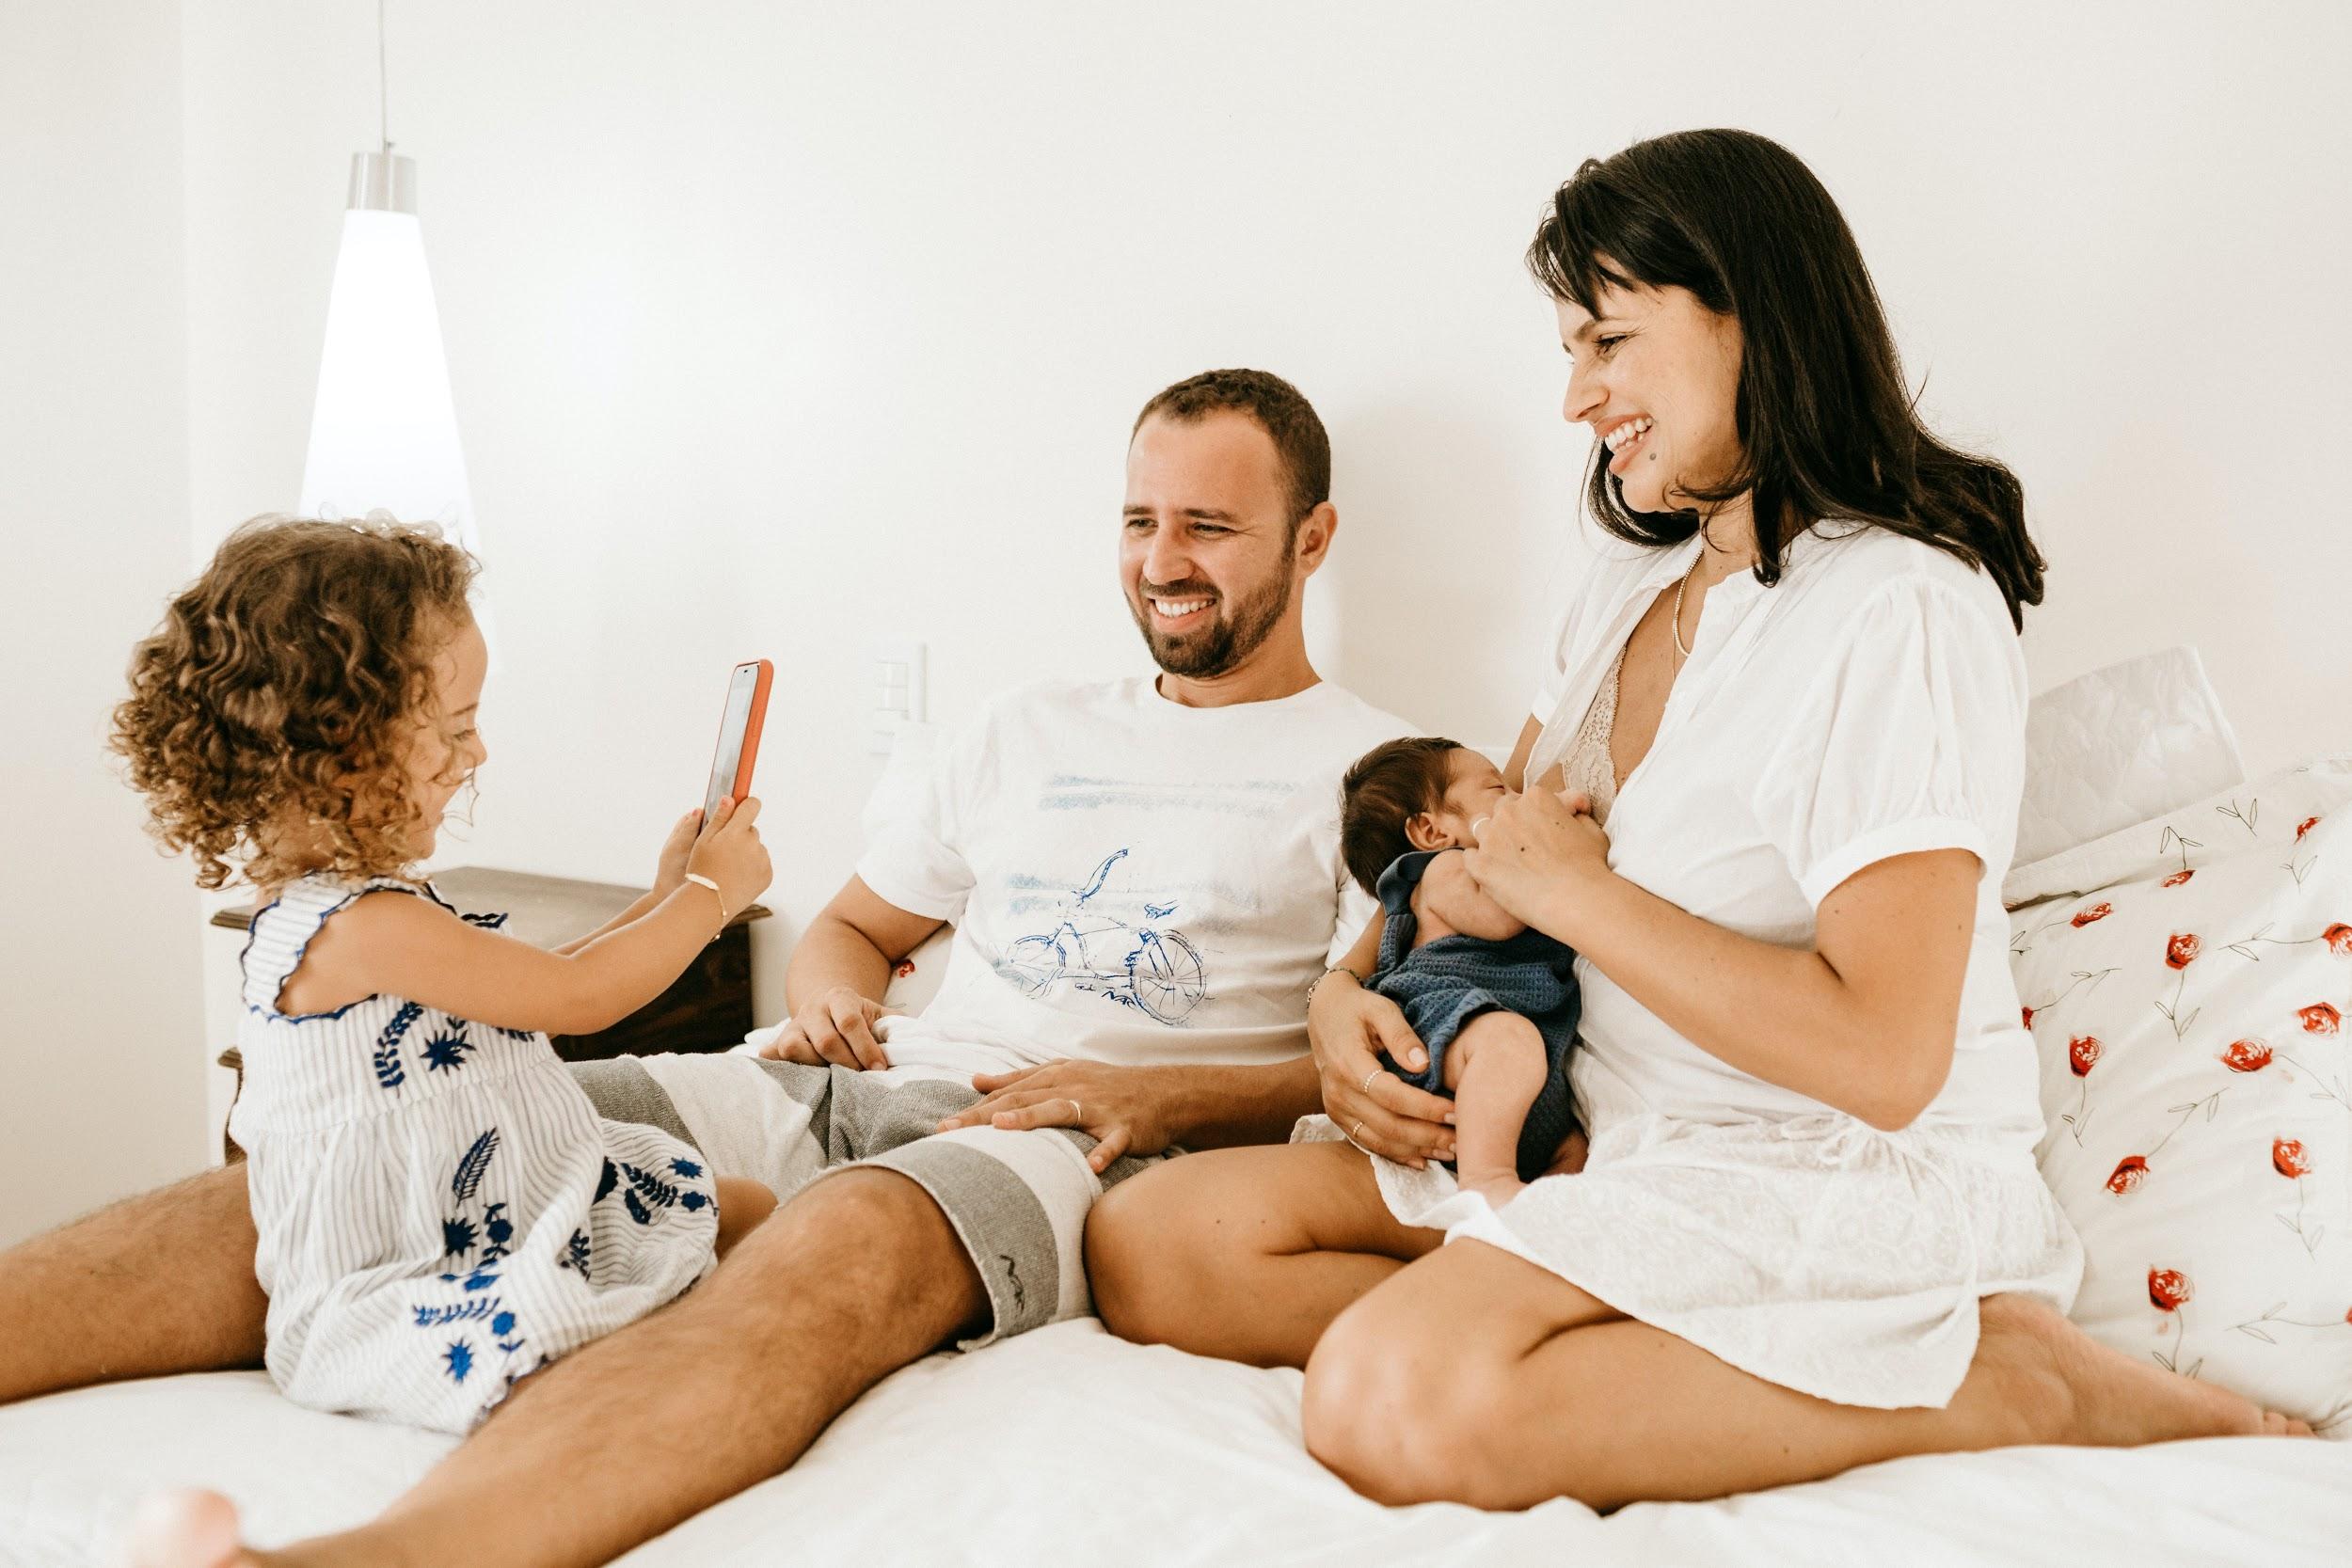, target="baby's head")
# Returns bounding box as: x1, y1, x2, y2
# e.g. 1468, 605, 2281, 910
112, 515, 485, 890
1339, 736, 1510, 895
